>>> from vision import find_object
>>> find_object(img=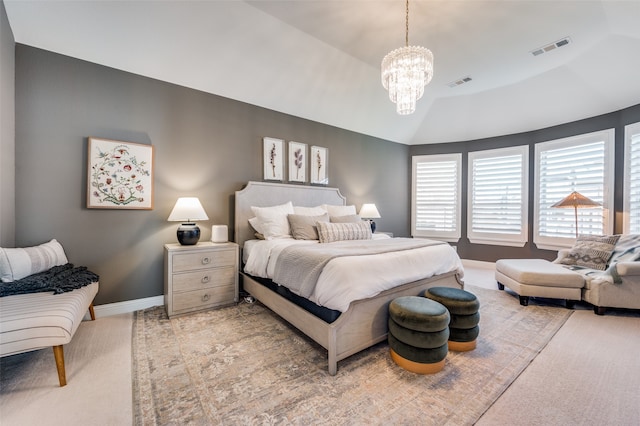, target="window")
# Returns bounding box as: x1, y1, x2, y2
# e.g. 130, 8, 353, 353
468, 146, 529, 247
534, 129, 614, 249
624, 122, 640, 234
412, 154, 461, 241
